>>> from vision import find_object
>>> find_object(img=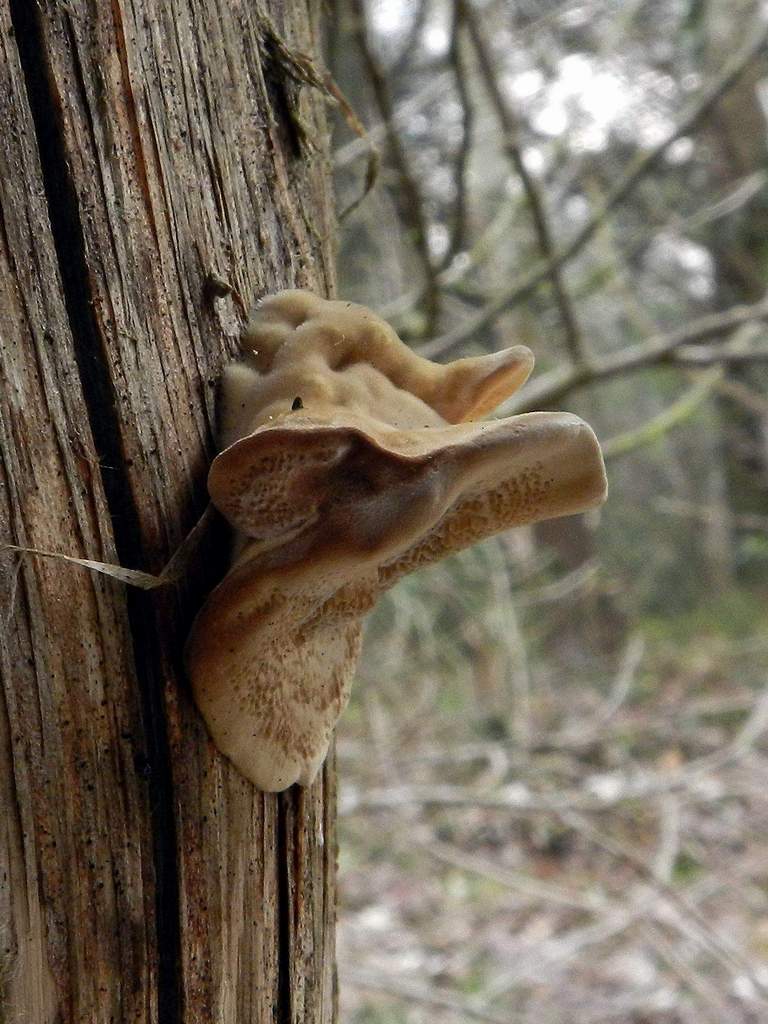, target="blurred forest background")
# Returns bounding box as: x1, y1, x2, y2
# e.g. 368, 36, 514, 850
325, 1, 768, 1021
